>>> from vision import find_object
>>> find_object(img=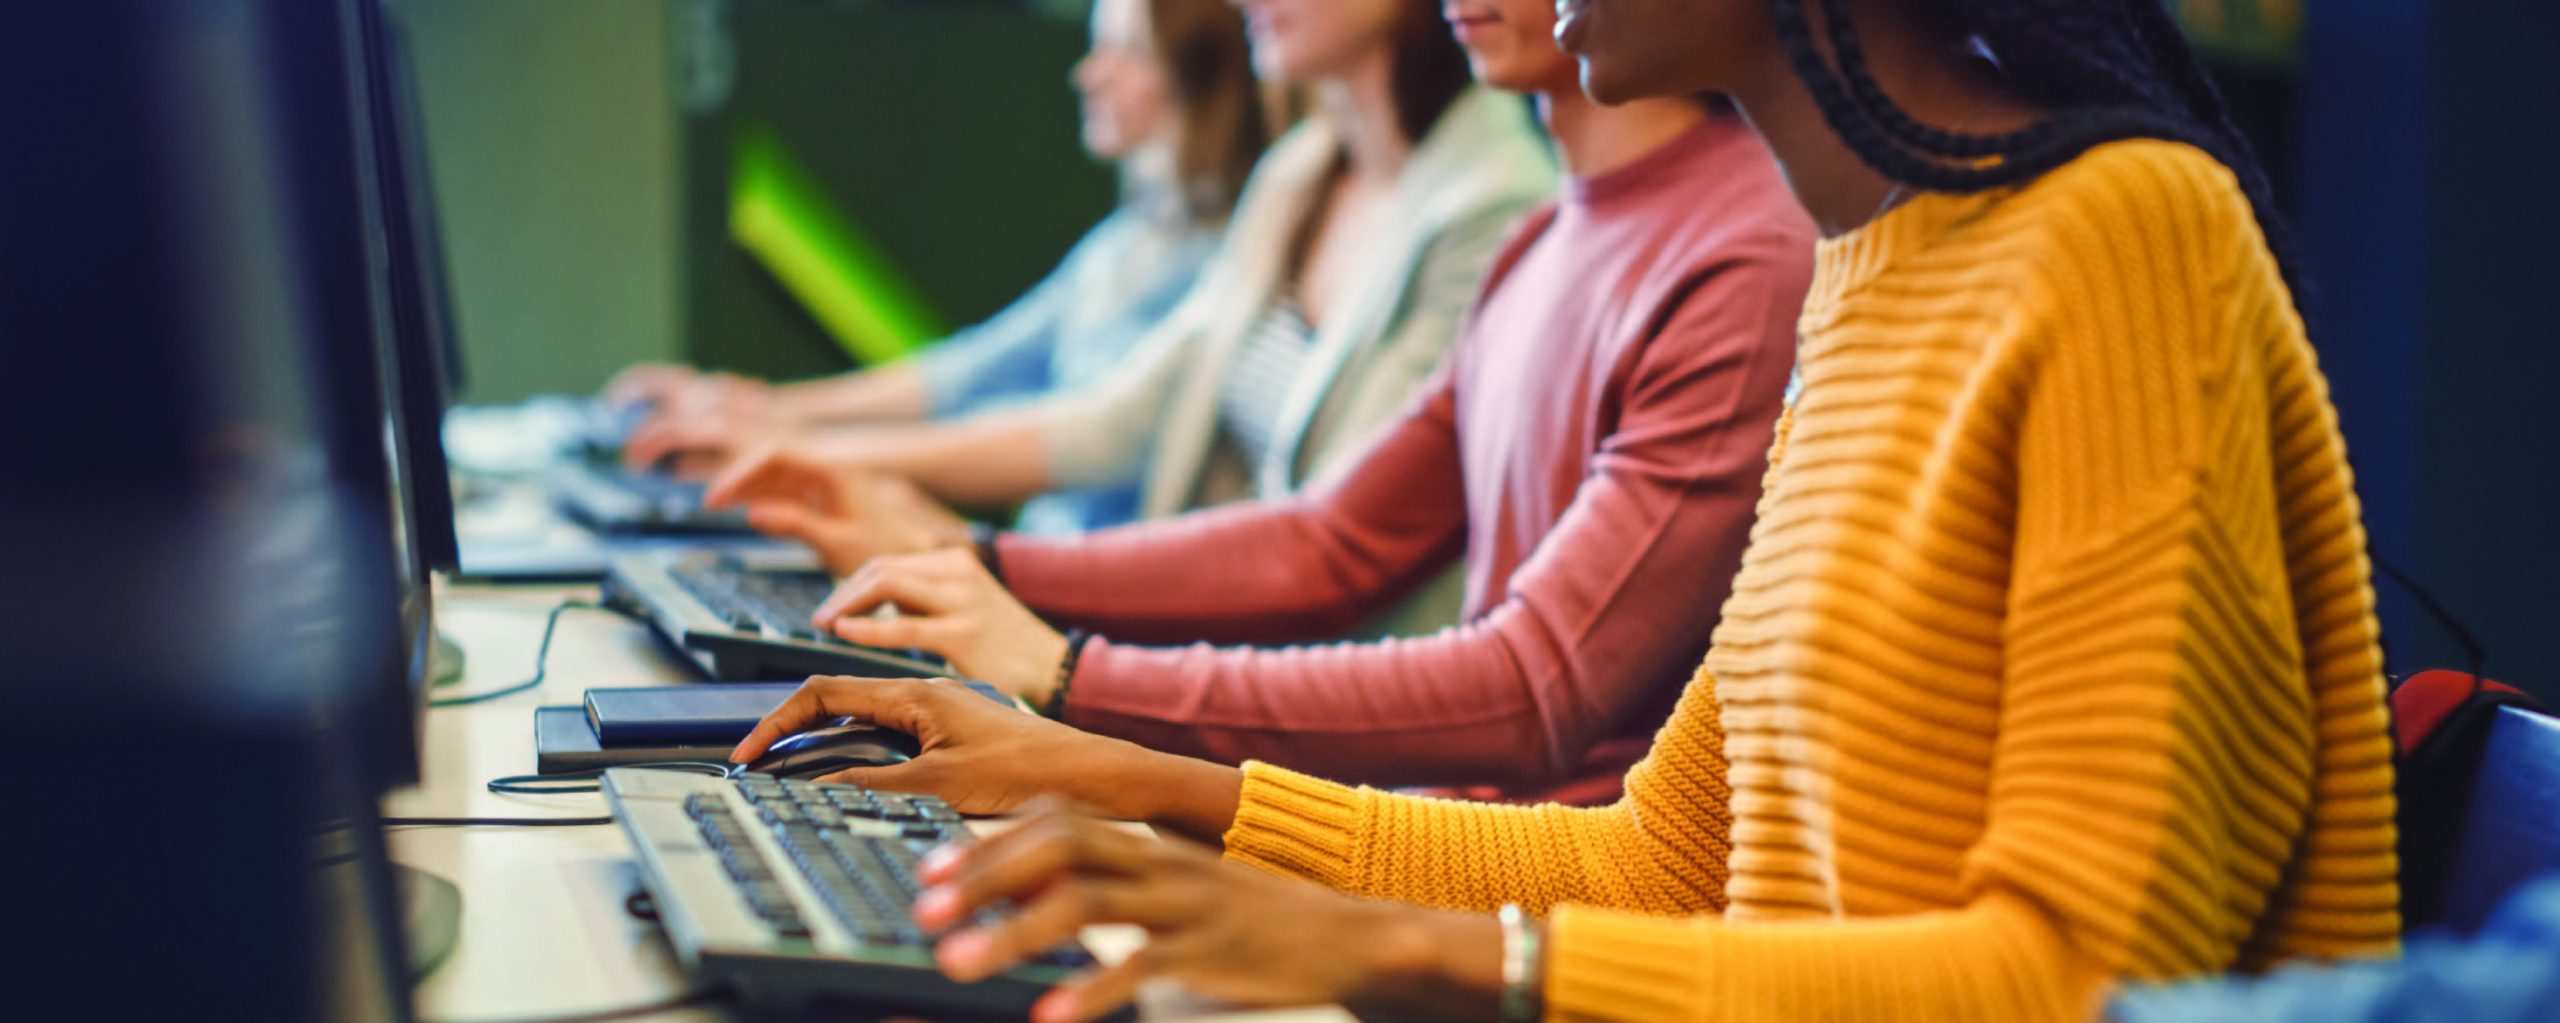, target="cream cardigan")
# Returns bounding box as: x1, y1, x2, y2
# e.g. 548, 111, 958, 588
1029, 87, 1556, 517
